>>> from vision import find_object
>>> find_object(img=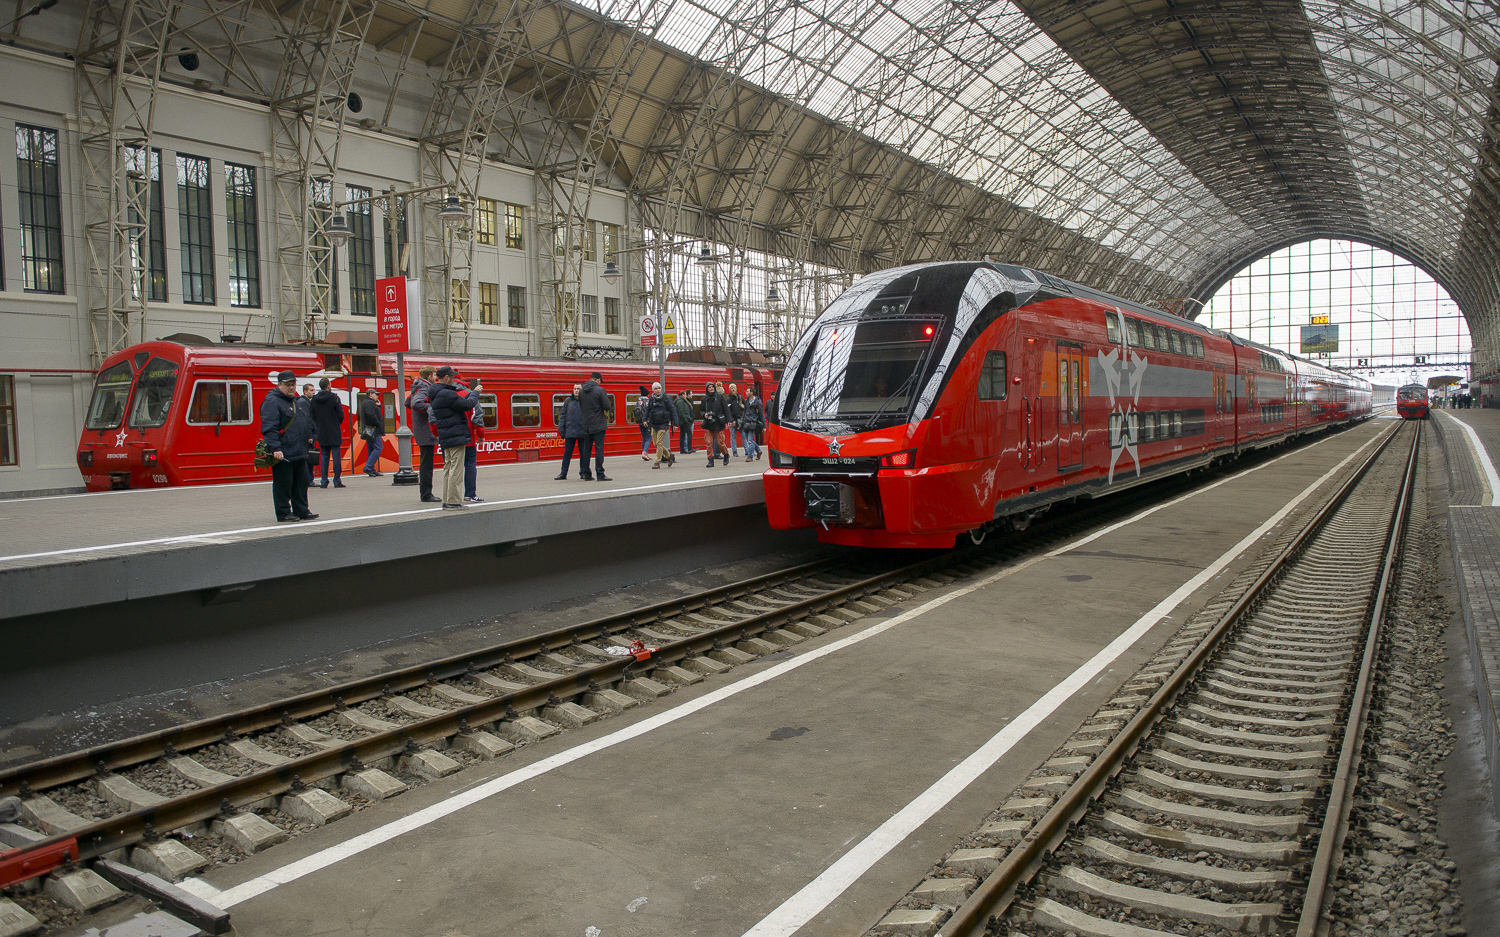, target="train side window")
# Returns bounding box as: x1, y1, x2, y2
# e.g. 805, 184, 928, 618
1167, 330, 1183, 355
187, 380, 253, 425
552, 393, 571, 426
1109, 412, 1122, 446
978, 351, 1007, 400
607, 393, 618, 424
1172, 411, 1183, 437
1071, 359, 1081, 423
1138, 321, 1157, 351
1192, 335, 1204, 357
511, 393, 541, 427
1125, 317, 1142, 346
1105, 314, 1120, 344
479, 393, 499, 429
86, 362, 135, 430
128, 357, 179, 428
1153, 323, 1168, 351
1057, 359, 1069, 425
625, 392, 642, 421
